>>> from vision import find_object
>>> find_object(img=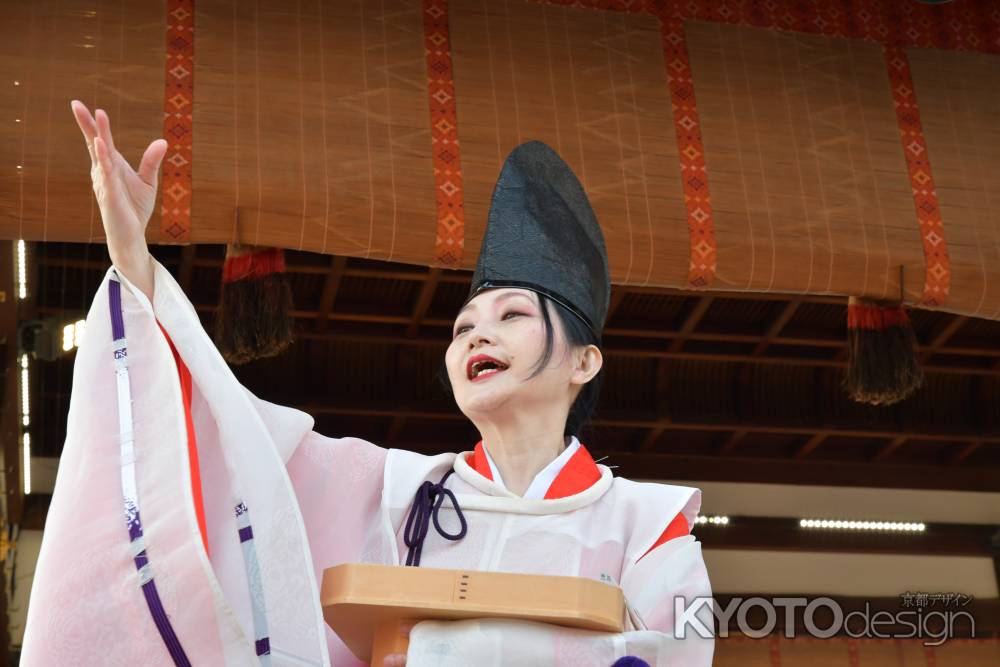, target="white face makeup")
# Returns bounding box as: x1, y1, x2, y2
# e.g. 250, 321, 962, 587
445, 287, 579, 420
